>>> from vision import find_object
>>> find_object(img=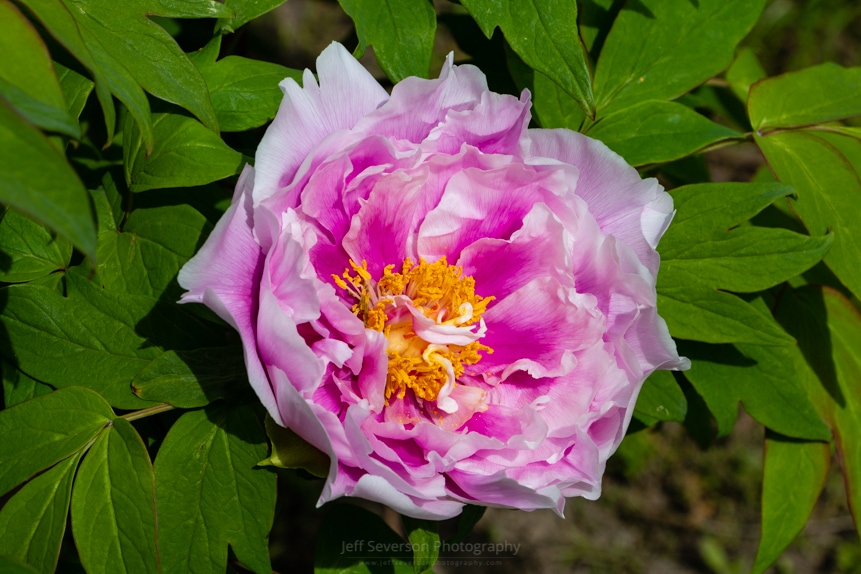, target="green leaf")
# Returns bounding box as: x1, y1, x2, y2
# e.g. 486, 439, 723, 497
0, 0, 79, 138
461, 0, 596, 118
757, 131, 861, 300
0, 555, 39, 573
593, 0, 765, 115
752, 434, 830, 574
94, 203, 212, 299
682, 339, 830, 440
725, 47, 765, 102
656, 181, 830, 344
402, 517, 439, 574
0, 386, 113, 498
657, 286, 790, 347
528, 69, 586, 131
196, 55, 302, 132
71, 418, 158, 574
749, 63, 861, 131
634, 370, 687, 423
155, 405, 275, 574
0, 78, 80, 139
0, 451, 82, 574
56, 62, 94, 120
0, 271, 216, 409
124, 112, 243, 192
656, 283, 795, 347
660, 228, 831, 293
217, 0, 287, 34
585, 100, 741, 166
315, 504, 413, 574
339, 0, 436, 82
0, 100, 96, 260
259, 413, 329, 478
1, 358, 53, 408
776, 286, 861, 531
132, 346, 246, 408
0, 207, 72, 283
